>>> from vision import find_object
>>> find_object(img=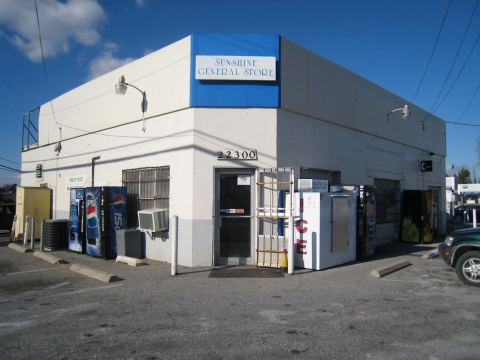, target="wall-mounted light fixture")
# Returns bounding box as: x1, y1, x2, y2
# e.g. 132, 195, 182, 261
115, 75, 148, 132
387, 104, 411, 121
